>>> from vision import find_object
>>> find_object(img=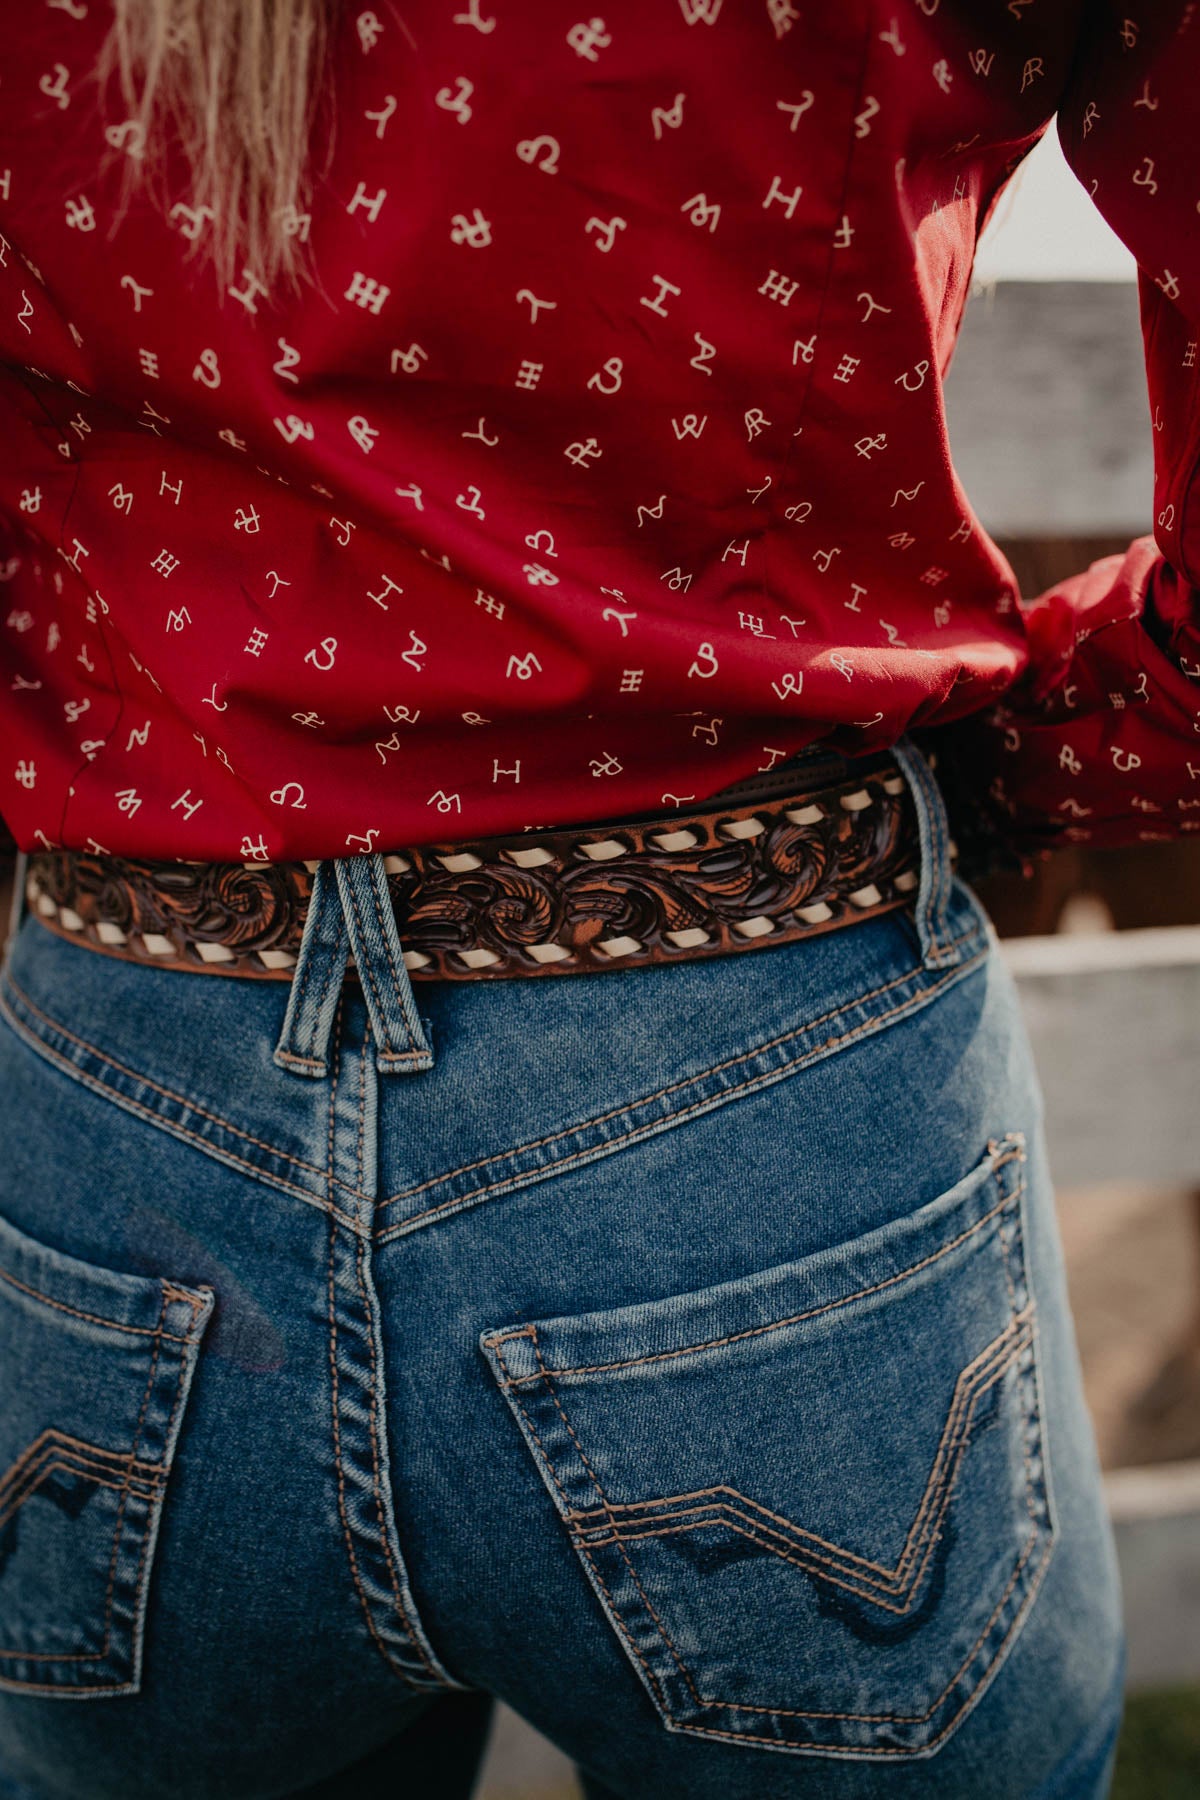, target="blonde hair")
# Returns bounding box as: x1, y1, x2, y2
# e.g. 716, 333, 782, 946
96, 0, 336, 296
